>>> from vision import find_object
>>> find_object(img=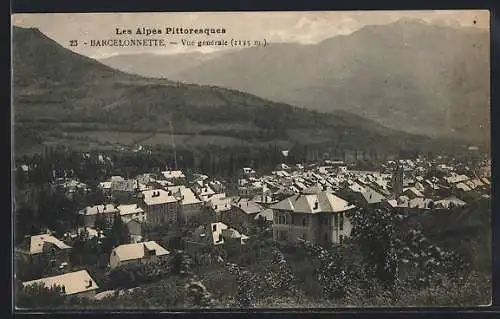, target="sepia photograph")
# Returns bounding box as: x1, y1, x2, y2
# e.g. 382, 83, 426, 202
11, 10, 491, 310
